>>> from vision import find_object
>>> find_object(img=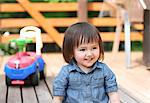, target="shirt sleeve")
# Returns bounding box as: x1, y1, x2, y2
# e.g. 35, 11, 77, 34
53, 66, 69, 96
103, 64, 118, 93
